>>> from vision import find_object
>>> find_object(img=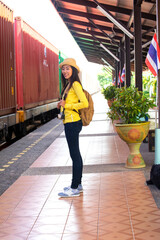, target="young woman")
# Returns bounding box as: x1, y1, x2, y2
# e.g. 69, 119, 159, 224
57, 58, 88, 197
